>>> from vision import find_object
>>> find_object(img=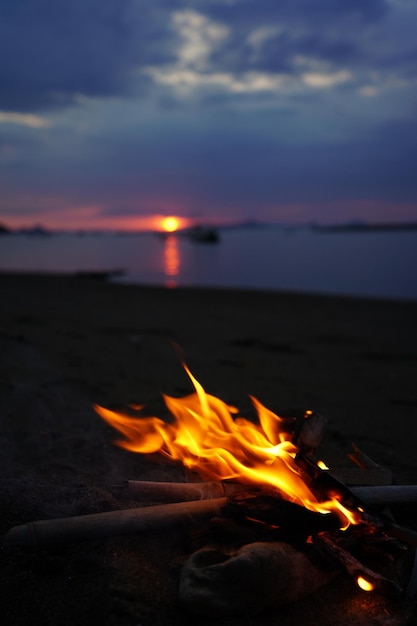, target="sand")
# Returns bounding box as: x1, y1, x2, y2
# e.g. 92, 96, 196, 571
1, 272, 416, 625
